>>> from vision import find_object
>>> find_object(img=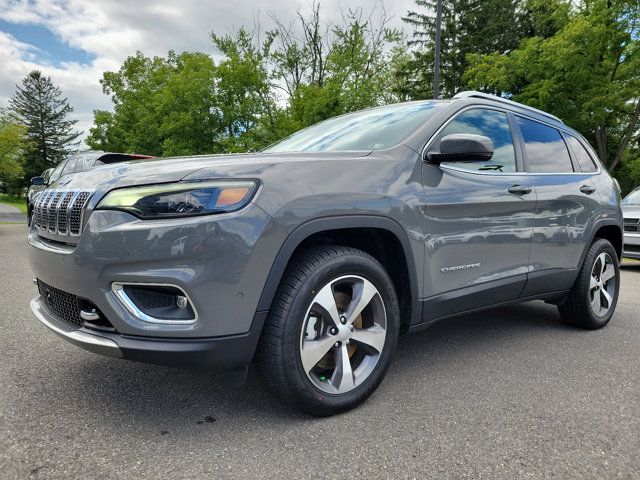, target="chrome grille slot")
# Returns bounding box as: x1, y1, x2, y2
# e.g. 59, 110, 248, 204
48, 192, 64, 231
33, 188, 94, 241
56, 191, 75, 234
70, 191, 91, 234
